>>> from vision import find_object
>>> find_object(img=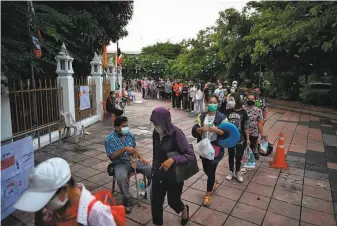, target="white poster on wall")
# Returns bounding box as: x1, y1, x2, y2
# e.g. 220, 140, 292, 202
79, 86, 91, 110
1, 137, 34, 220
